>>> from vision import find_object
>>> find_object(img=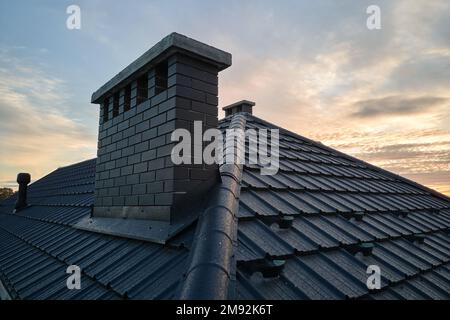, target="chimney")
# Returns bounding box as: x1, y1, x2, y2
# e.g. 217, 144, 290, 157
222, 100, 255, 117
14, 173, 30, 213
89, 33, 232, 233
